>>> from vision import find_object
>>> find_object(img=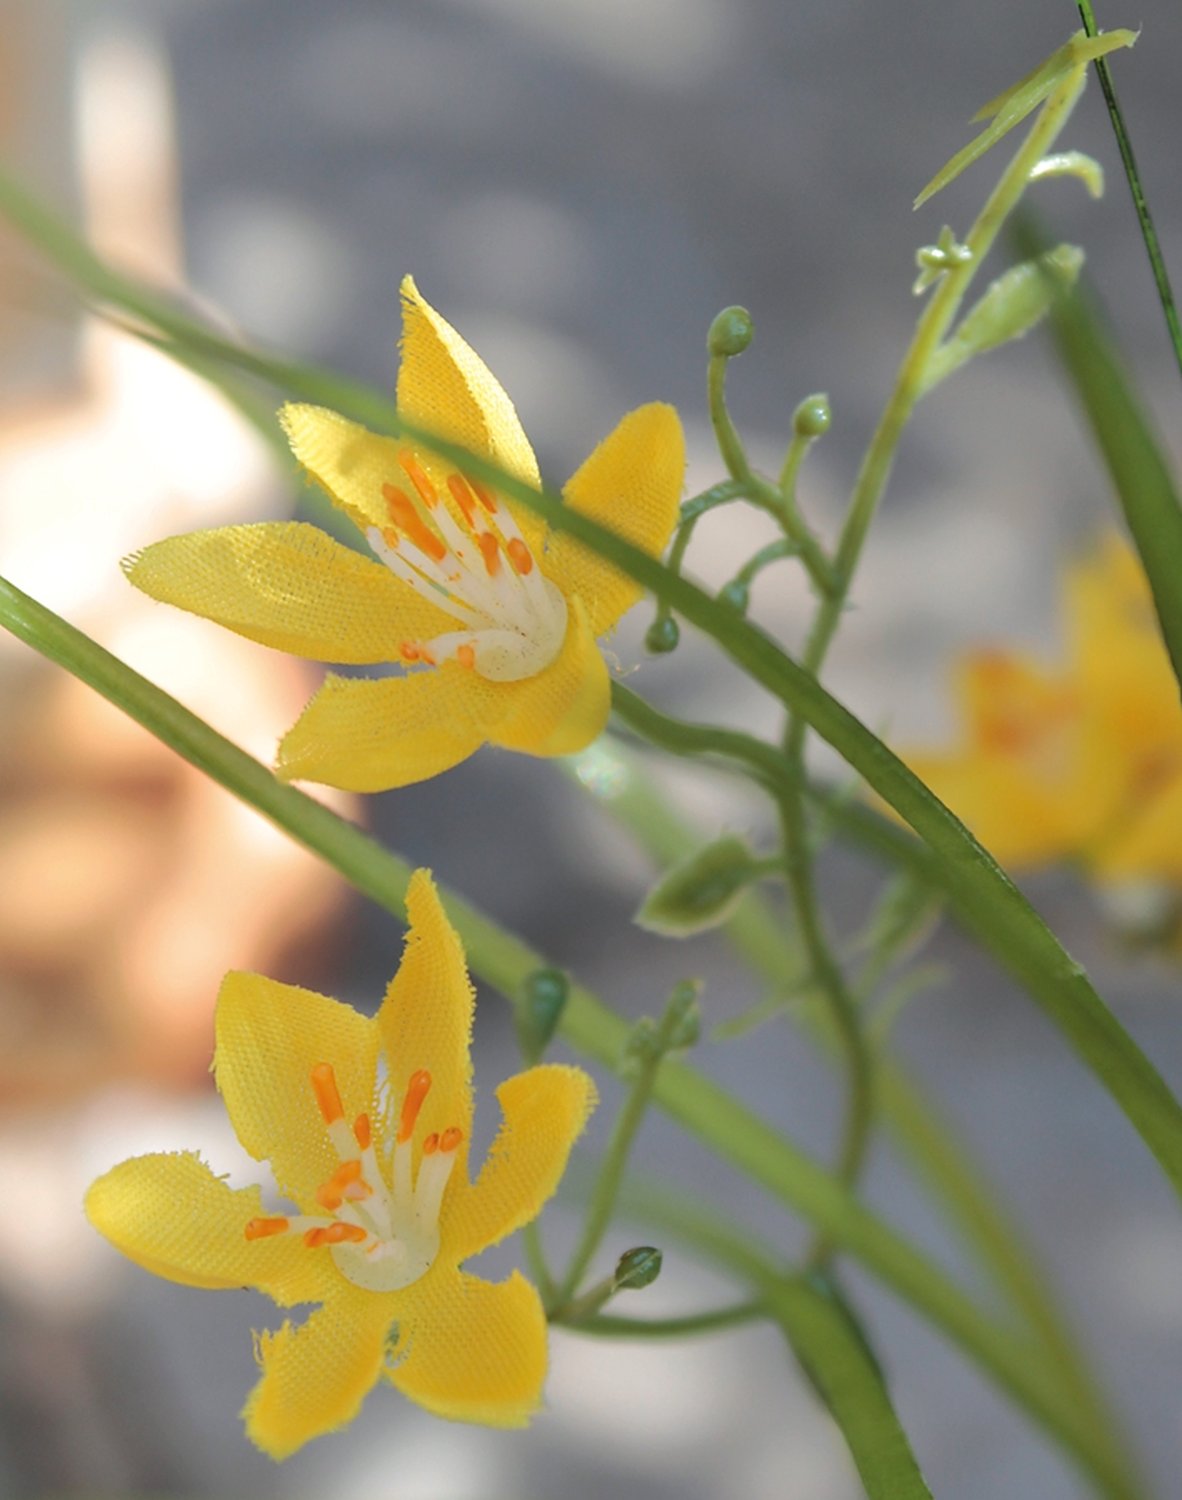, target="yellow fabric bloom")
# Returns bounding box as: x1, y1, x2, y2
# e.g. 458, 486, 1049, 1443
124, 277, 685, 791
85, 870, 596, 1458
897, 535, 1182, 882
